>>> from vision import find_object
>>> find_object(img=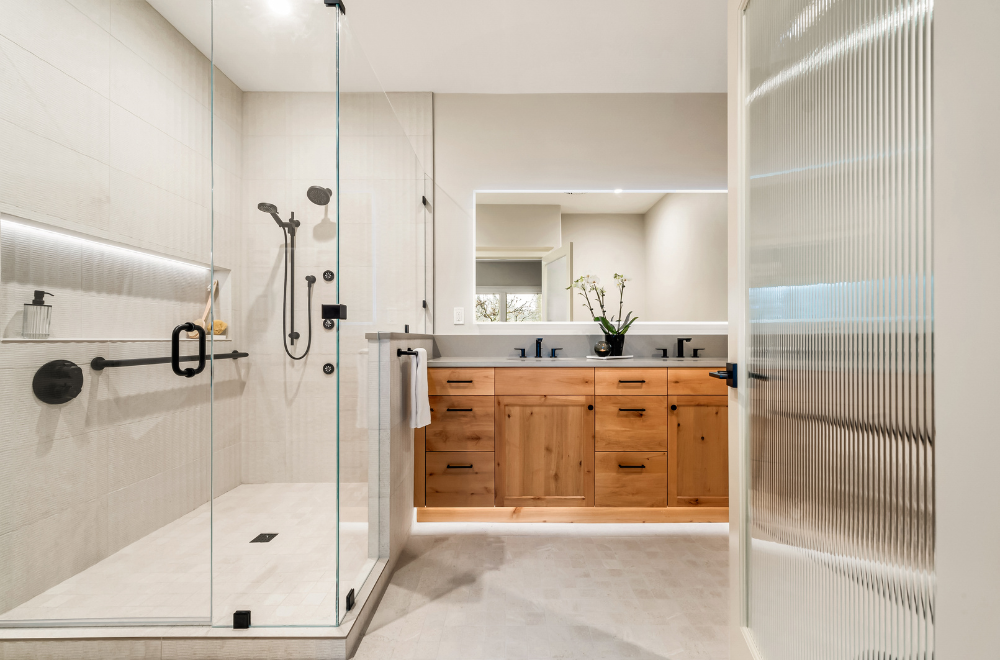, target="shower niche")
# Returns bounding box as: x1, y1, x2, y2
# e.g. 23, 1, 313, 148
0, 214, 233, 343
